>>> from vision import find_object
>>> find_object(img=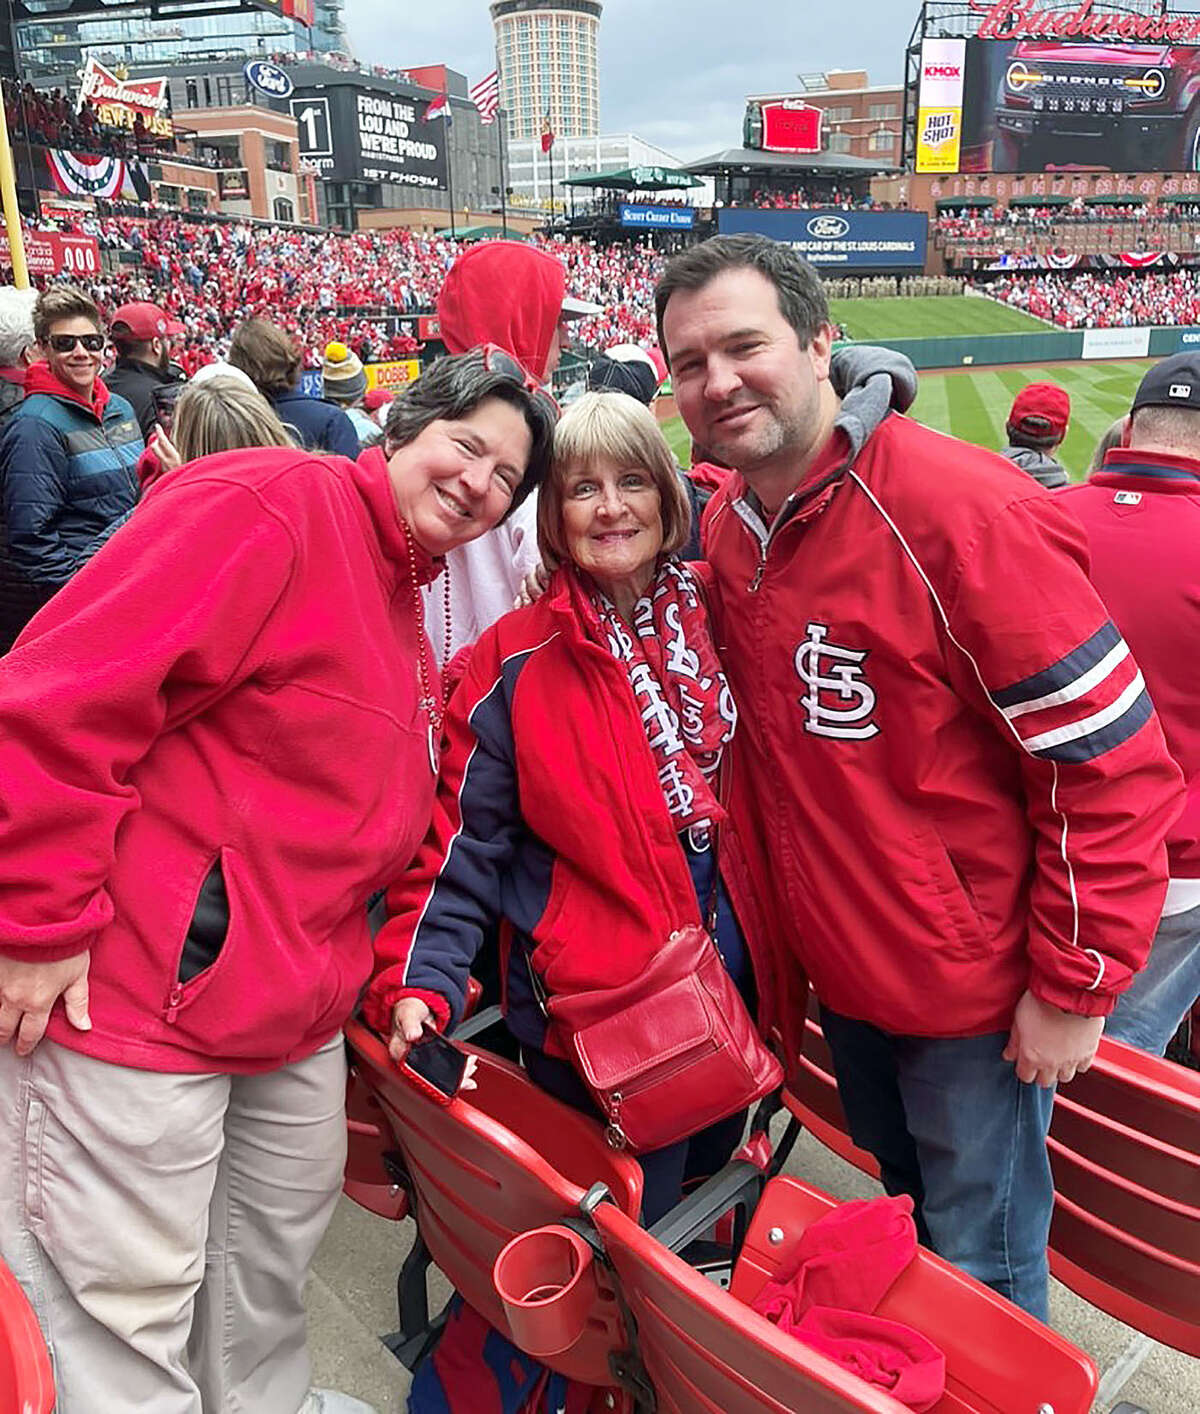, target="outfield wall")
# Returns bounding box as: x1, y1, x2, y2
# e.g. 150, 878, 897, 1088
854, 326, 1200, 370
